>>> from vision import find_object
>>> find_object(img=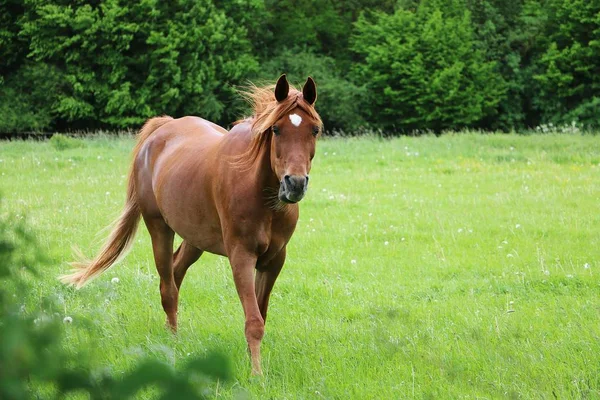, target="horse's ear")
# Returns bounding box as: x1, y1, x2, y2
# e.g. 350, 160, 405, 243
302, 77, 317, 105
275, 74, 289, 103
